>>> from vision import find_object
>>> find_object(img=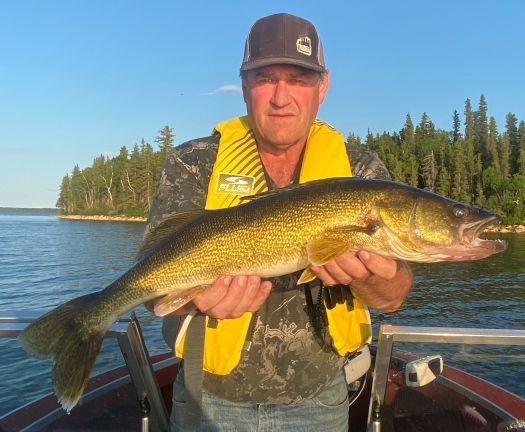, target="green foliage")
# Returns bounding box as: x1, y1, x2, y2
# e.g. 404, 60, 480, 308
452, 110, 461, 143
357, 96, 525, 224
57, 126, 174, 217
